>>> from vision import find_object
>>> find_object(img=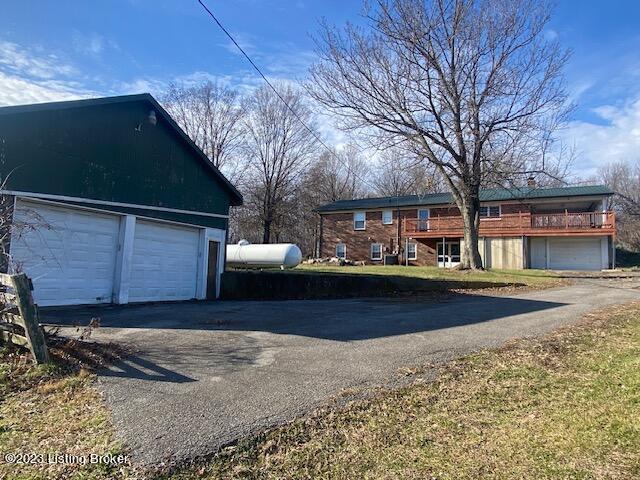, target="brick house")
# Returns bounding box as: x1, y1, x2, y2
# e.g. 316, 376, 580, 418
315, 185, 616, 271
